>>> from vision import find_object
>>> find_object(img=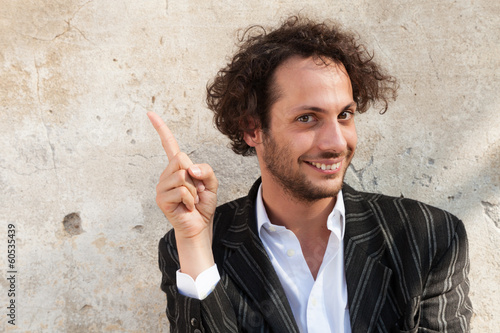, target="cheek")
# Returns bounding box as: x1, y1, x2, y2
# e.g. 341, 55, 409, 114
292, 133, 316, 151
